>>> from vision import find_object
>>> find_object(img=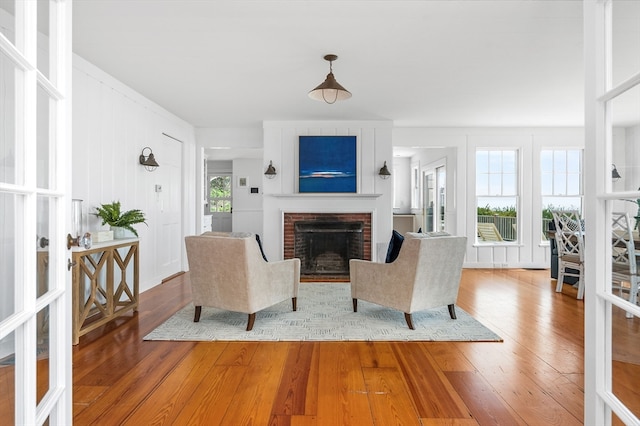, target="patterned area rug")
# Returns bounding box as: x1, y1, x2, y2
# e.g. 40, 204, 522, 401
144, 283, 502, 342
